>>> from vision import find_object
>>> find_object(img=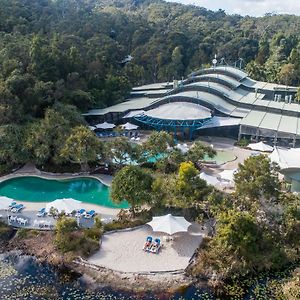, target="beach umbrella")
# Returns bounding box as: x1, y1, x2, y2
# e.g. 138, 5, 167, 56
147, 214, 191, 235
0, 196, 14, 210
88, 126, 96, 131
199, 172, 221, 186
248, 141, 273, 152
95, 121, 116, 129
45, 198, 82, 214
121, 122, 139, 130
